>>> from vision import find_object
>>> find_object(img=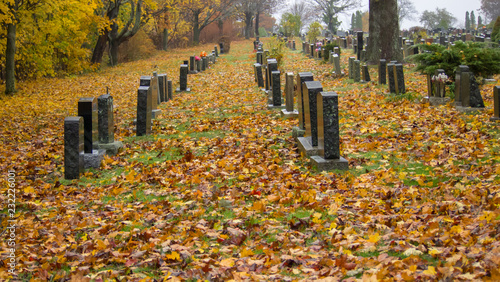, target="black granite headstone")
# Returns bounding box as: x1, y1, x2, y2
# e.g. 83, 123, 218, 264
387, 63, 396, 93
158, 74, 167, 102
297, 72, 314, 130
167, 80, 173, 100
189, 56, 198, 74
317, 92, 340, 159
357, 31, 363, 60
214, 46, 218, 57
492, 86, 500, 121
266, 59, 278, 91
394, 64, 405, 94
379, 59, 386, 85
64, 116, 84, 179
255, 63, 264, 88
177, 64, 189, 92
78, 97, 98, 153
303, 81, 324, 146
256, 51, 263, 64
362, 65, 371, 82
271, 70, 282, 106
97, 94, 114, 144
137, 86, 152, 136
